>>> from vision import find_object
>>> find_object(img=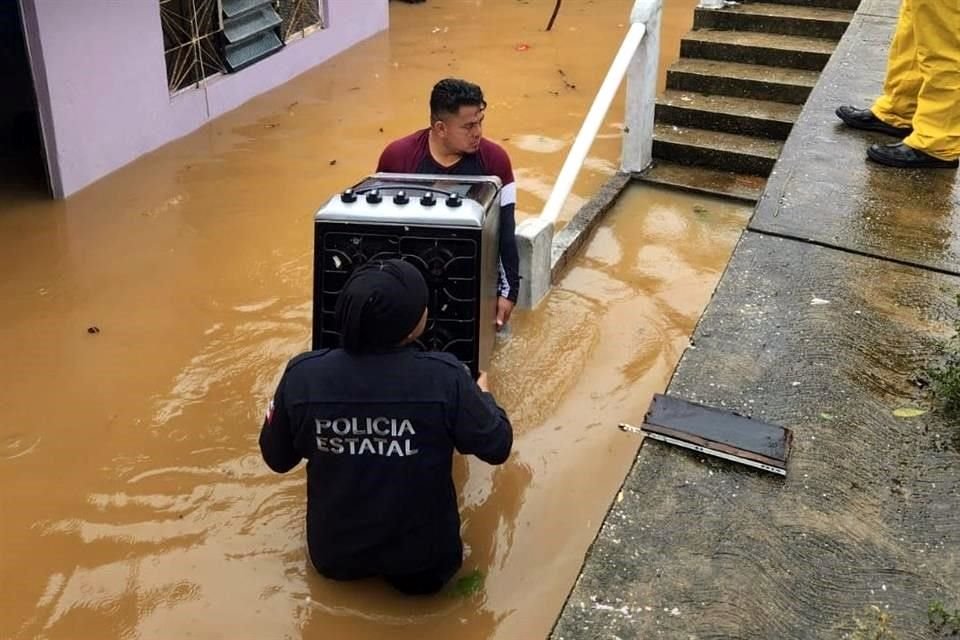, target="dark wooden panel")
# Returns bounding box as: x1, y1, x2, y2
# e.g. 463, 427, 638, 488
643, 393, 792, 465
